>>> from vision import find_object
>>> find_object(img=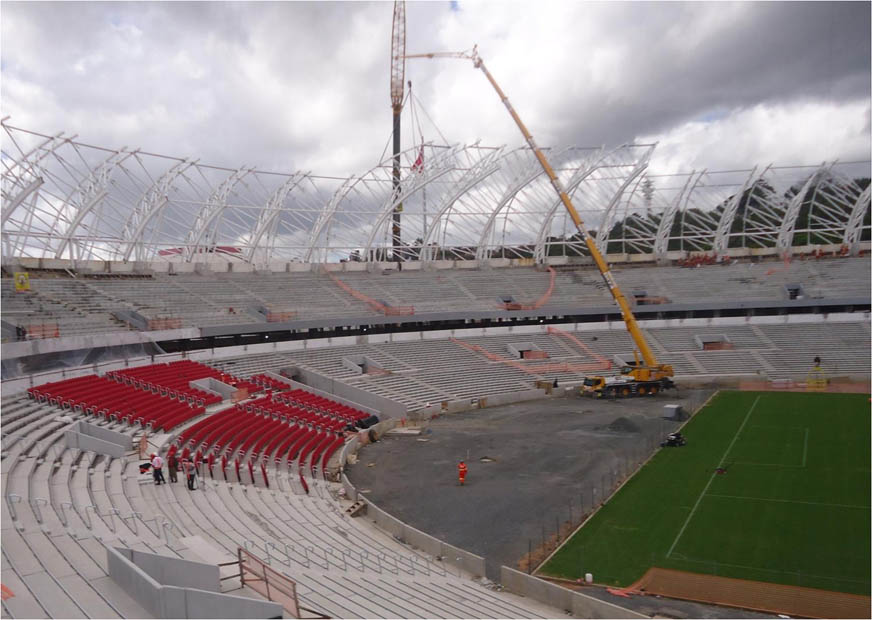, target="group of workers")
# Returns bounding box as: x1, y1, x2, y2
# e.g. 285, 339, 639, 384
149, 452, 199, 490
